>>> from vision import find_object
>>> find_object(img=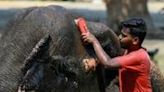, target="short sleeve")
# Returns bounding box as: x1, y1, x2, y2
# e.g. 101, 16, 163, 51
114, 50, 144, 71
